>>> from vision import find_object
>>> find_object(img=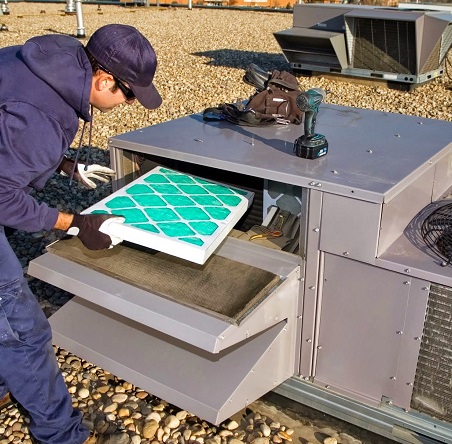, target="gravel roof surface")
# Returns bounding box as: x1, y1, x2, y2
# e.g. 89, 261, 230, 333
1, 2, 451, 151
